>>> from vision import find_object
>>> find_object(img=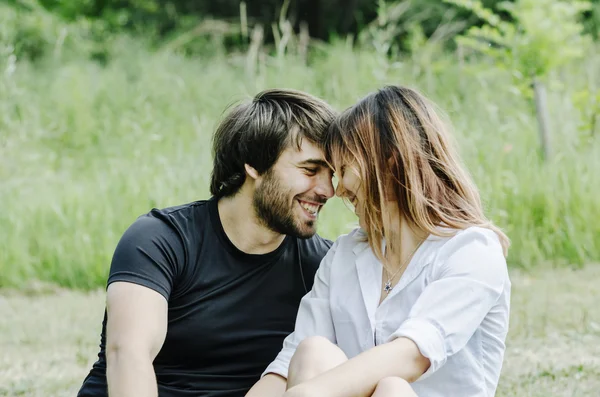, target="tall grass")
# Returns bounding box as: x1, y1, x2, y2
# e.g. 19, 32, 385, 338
1, 38, 599, 289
